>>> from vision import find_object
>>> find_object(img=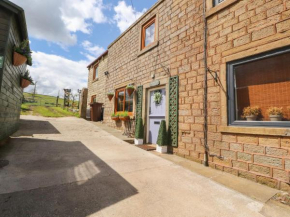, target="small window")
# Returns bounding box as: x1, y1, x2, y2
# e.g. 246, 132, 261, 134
93, 65, 98, 80
213, 0, 225, 6
227, 47, 290, 127
91, 95, 96, 103
115, 87, 133, 114
141, 16, 156, 49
